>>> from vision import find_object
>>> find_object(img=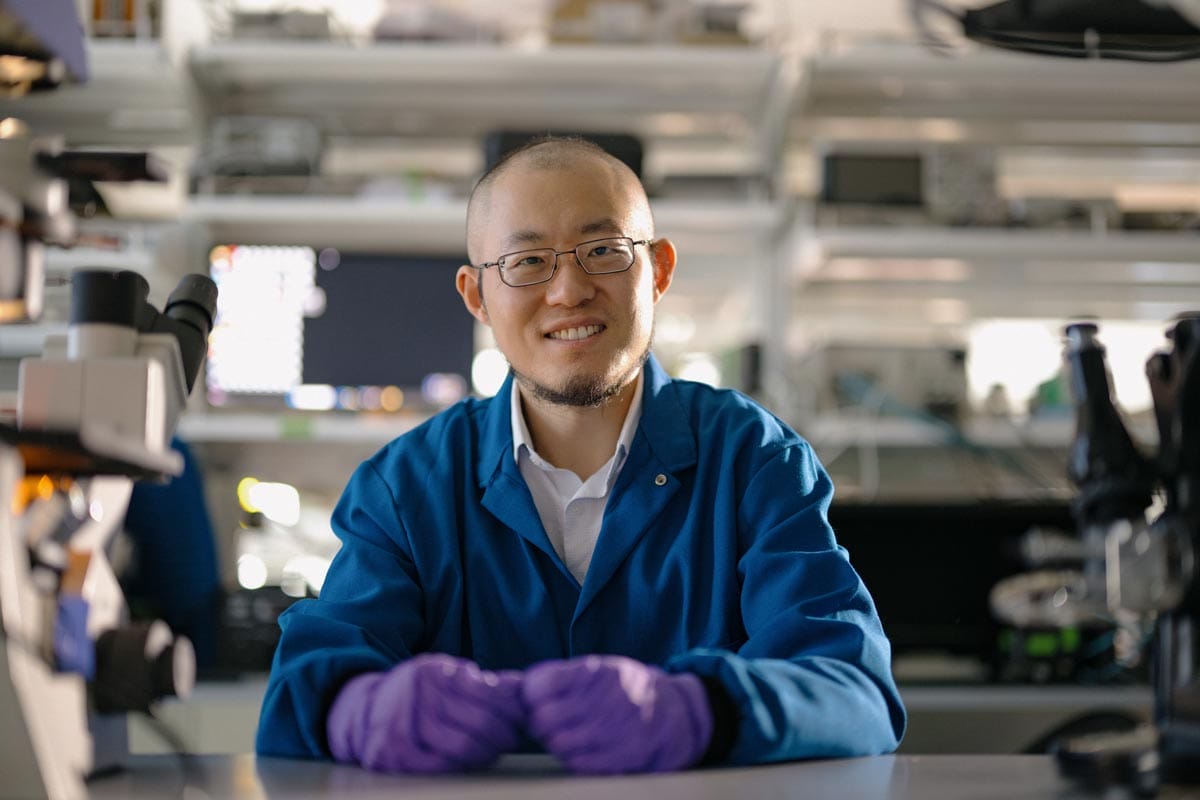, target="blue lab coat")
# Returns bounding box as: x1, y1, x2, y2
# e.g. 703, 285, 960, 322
256, 355, 906, 764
